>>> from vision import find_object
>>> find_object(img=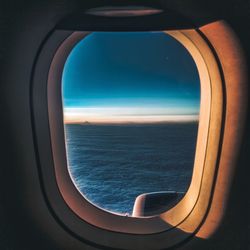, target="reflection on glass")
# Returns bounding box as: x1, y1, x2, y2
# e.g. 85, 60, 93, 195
62, 32, 200, 216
